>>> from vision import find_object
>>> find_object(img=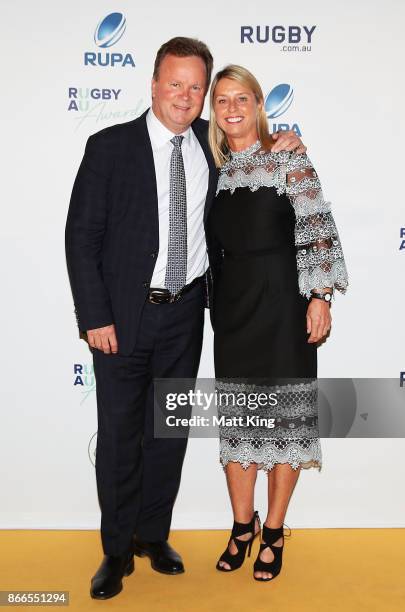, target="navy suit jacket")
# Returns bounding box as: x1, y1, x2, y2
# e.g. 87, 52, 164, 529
65, 109, 220, 355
